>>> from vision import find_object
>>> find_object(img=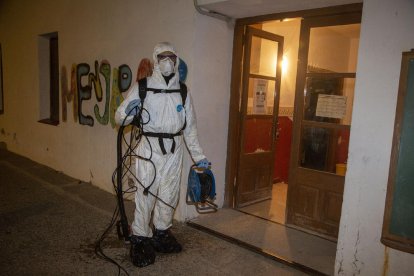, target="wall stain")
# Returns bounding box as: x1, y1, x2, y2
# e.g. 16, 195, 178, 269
352, 229, 362, 274
12, 133, 19, 145
93, 60, 111, 125
337, 247, 344, 275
